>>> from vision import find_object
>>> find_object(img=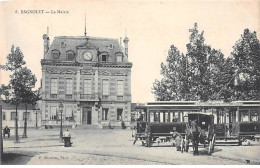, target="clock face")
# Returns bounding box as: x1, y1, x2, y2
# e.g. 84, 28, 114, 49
83, 52, 93, 61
